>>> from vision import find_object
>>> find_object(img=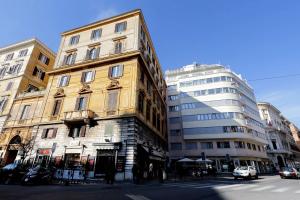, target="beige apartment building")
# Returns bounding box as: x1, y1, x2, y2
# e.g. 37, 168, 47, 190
0, 39, 55, 164
29, 9, 167, 180
257, 102, 299, 169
